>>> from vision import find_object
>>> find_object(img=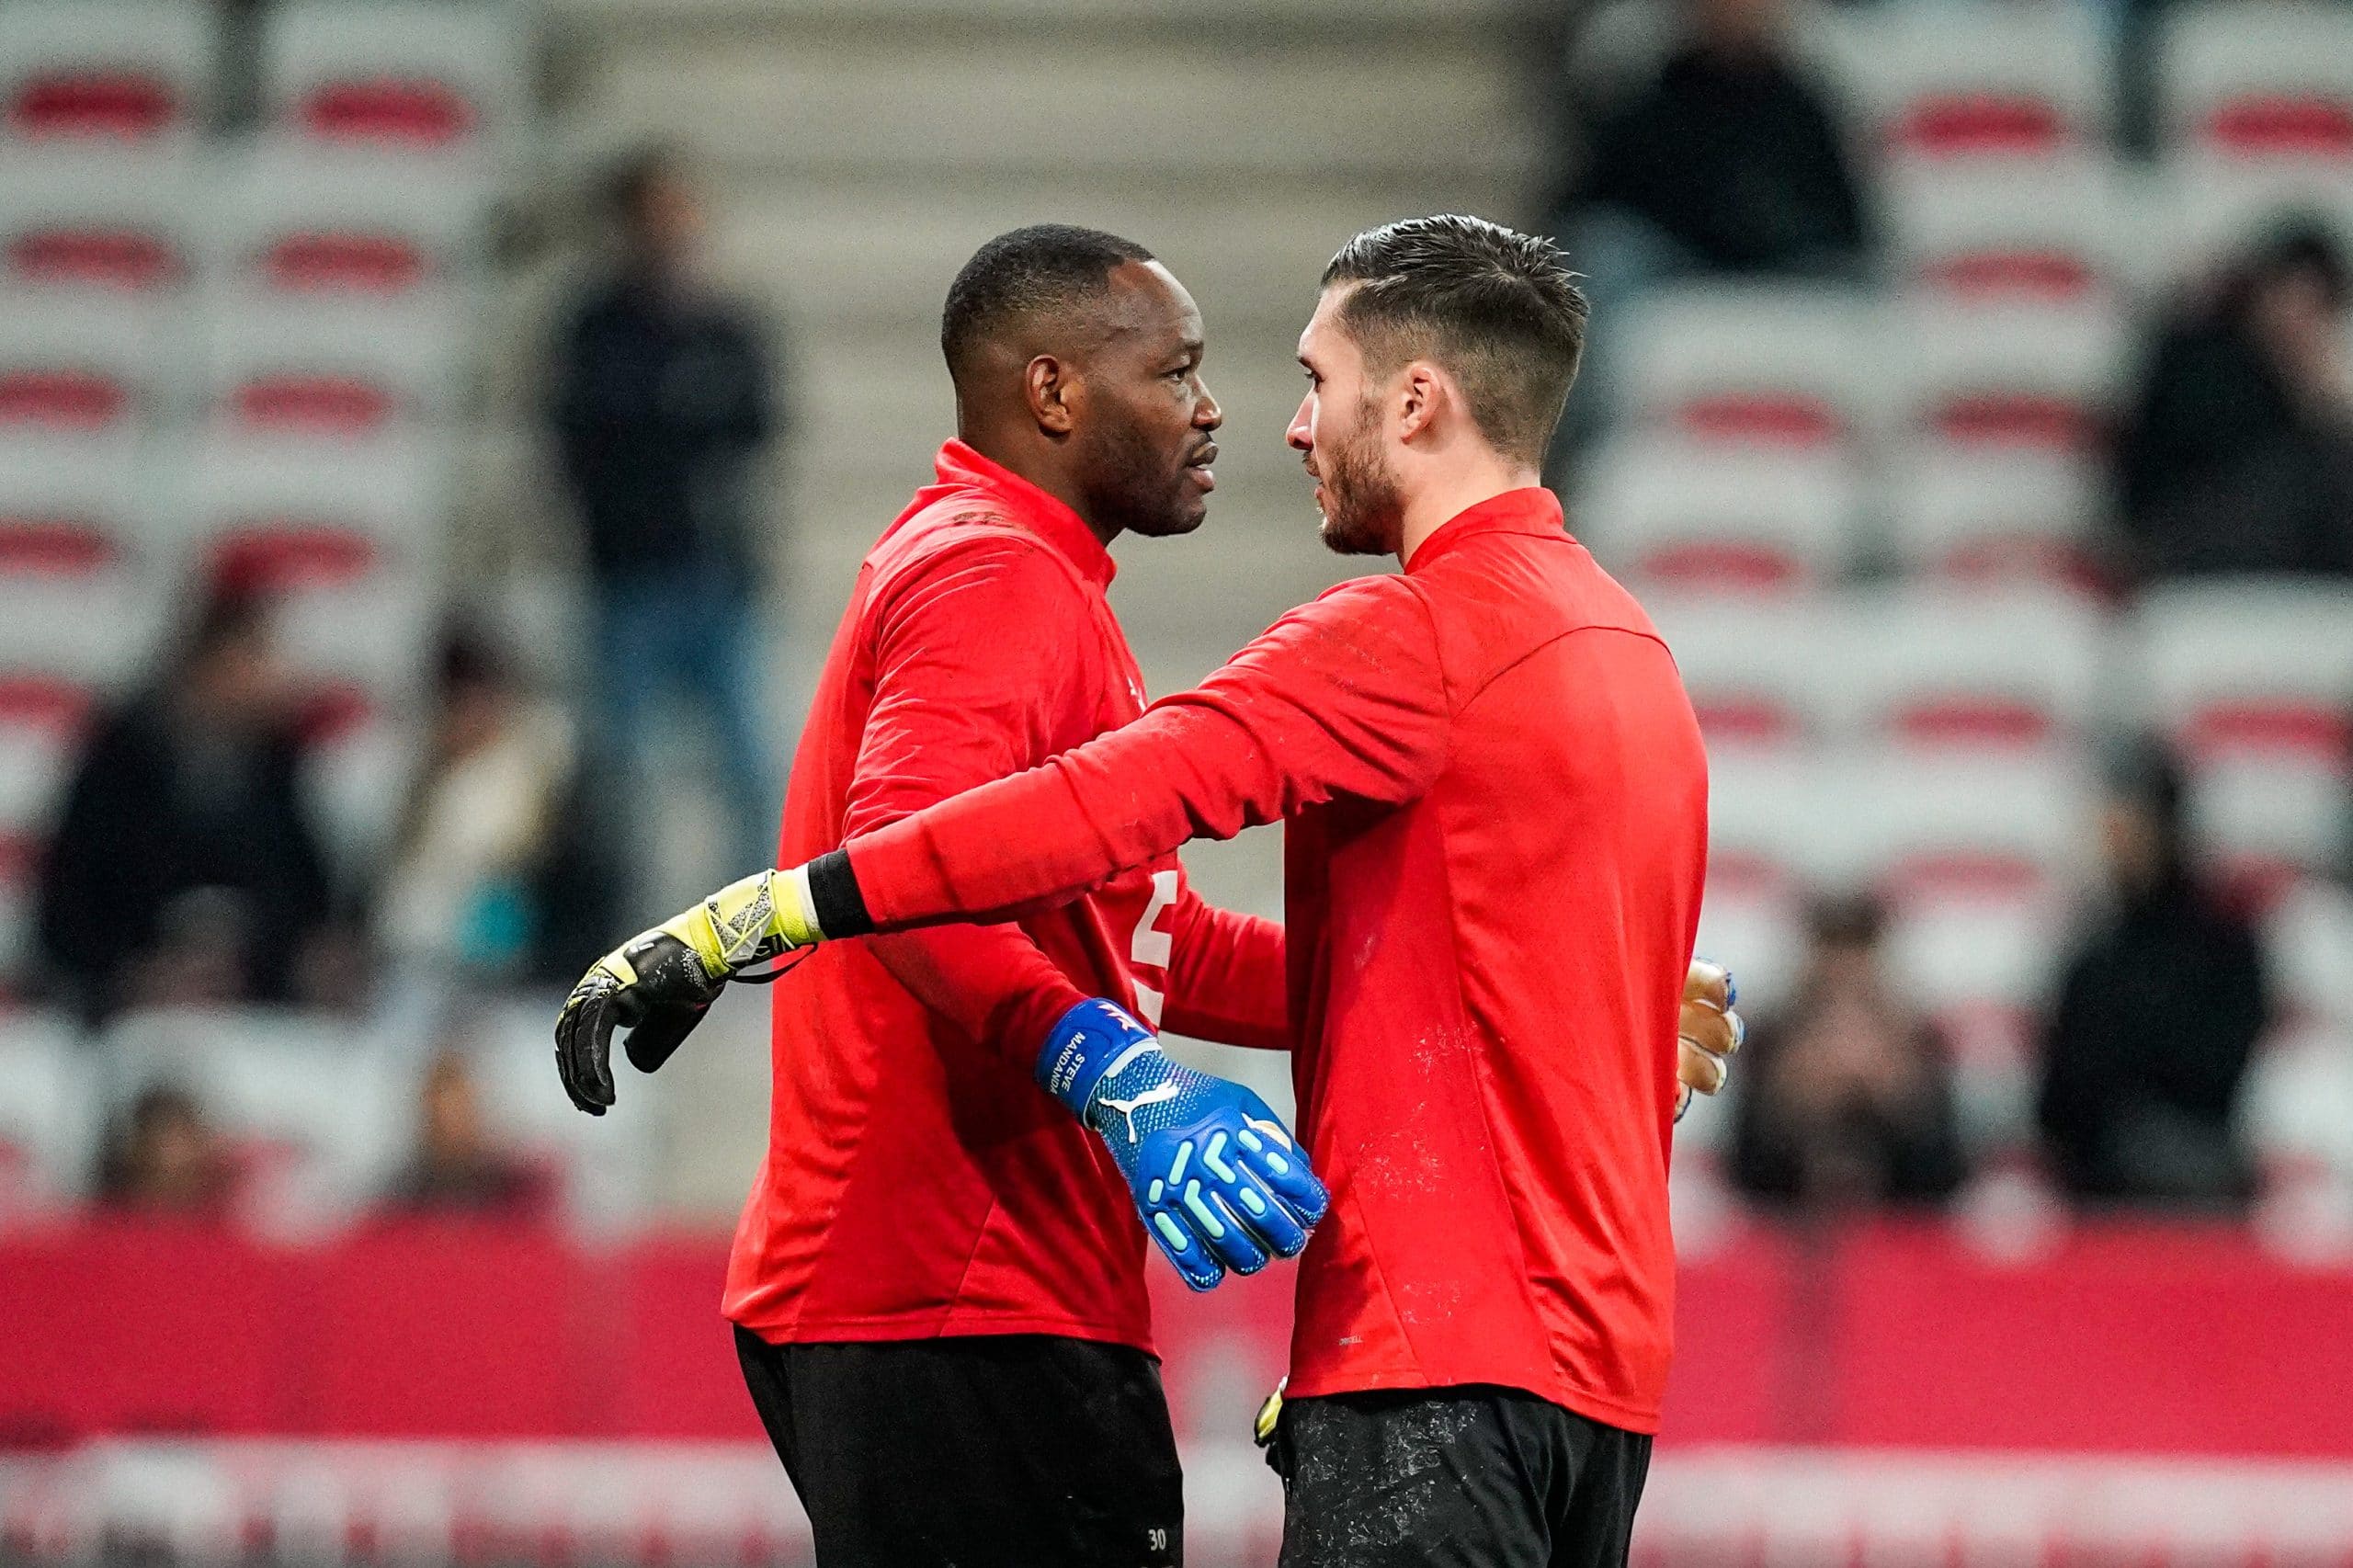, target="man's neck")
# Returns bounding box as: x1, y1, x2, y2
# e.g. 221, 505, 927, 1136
959, 426, 1119, 545
1395, 459, 1545, 565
